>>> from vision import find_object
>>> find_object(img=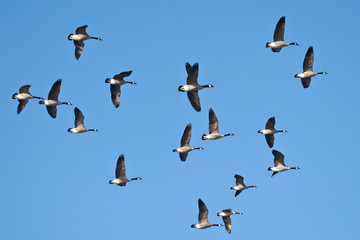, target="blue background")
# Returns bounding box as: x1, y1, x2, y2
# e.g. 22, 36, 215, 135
1, 0, 359, 239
